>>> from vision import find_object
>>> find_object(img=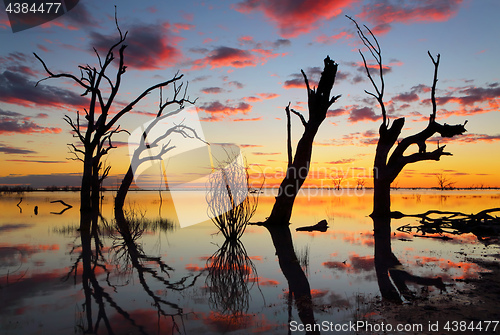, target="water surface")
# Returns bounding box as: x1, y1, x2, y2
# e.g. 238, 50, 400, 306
1, 189, 499, 334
